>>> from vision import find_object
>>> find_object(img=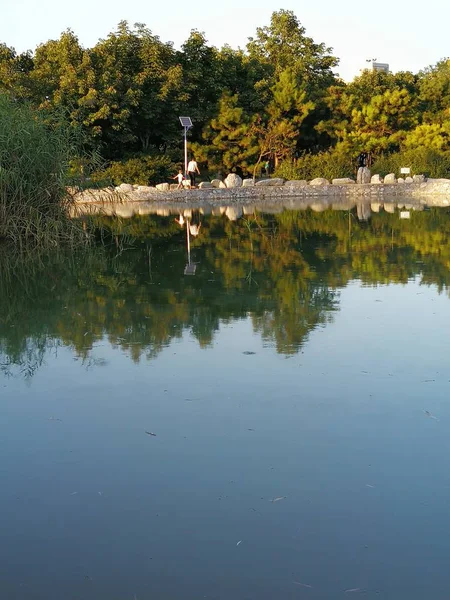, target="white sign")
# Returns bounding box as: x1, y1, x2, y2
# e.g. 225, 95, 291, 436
400, 167, 411, 175
400, 211, 411, 219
